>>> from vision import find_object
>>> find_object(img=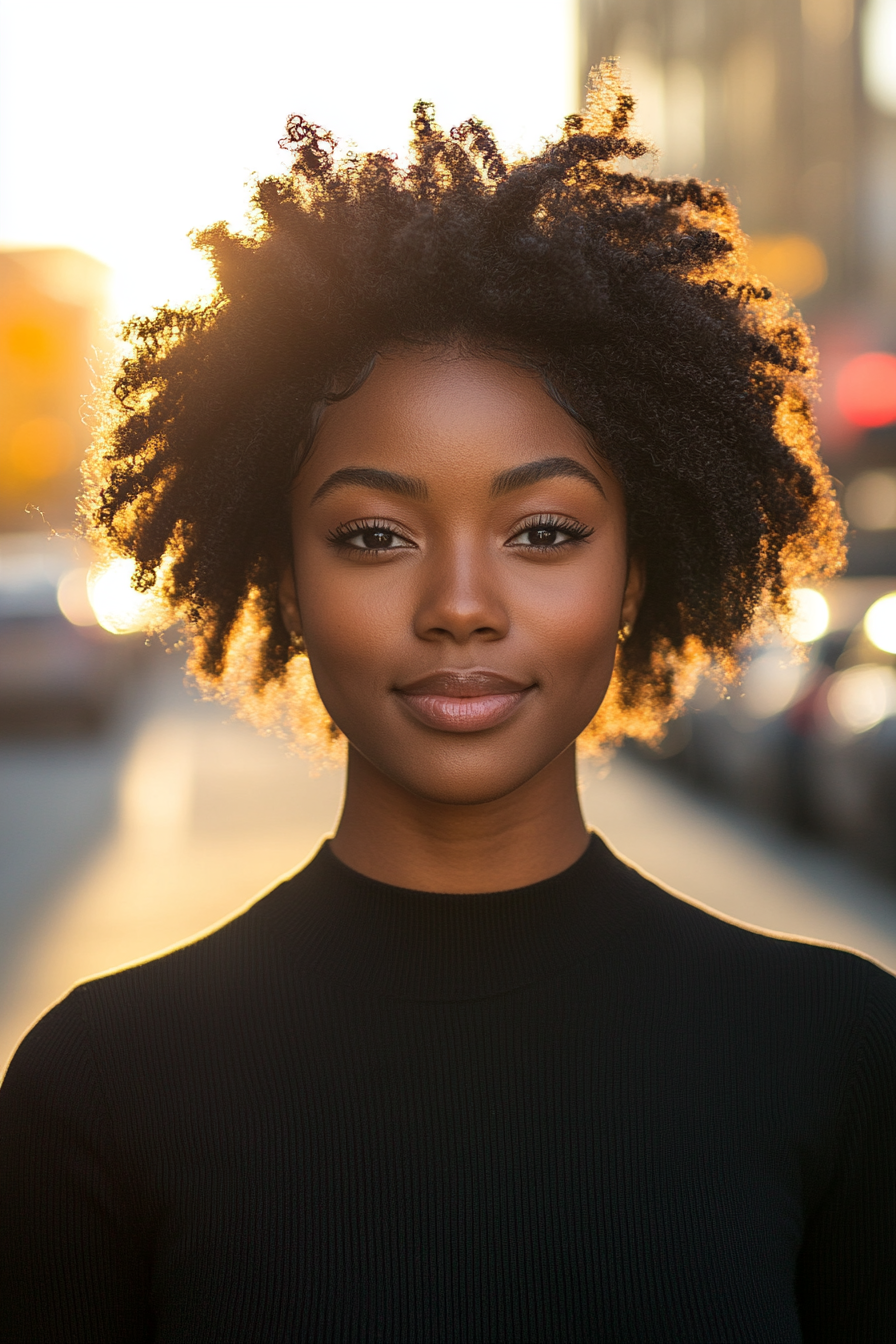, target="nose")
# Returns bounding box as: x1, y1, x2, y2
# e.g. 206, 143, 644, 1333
413, 539, 510, 645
